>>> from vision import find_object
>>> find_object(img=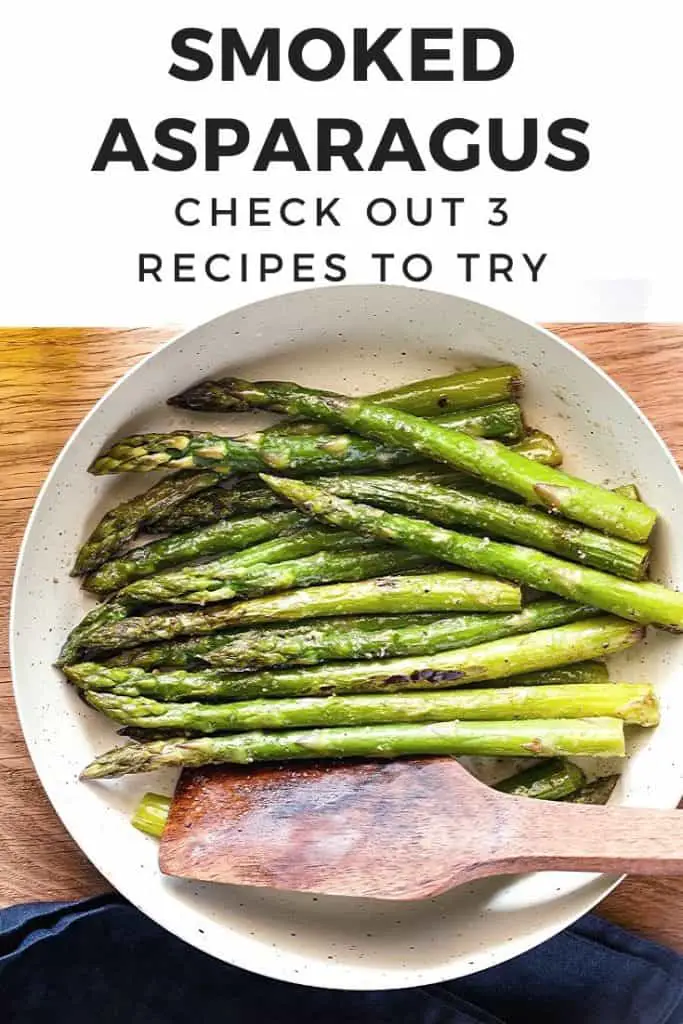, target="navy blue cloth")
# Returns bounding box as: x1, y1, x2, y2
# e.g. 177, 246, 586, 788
1, 896, 682, 1023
